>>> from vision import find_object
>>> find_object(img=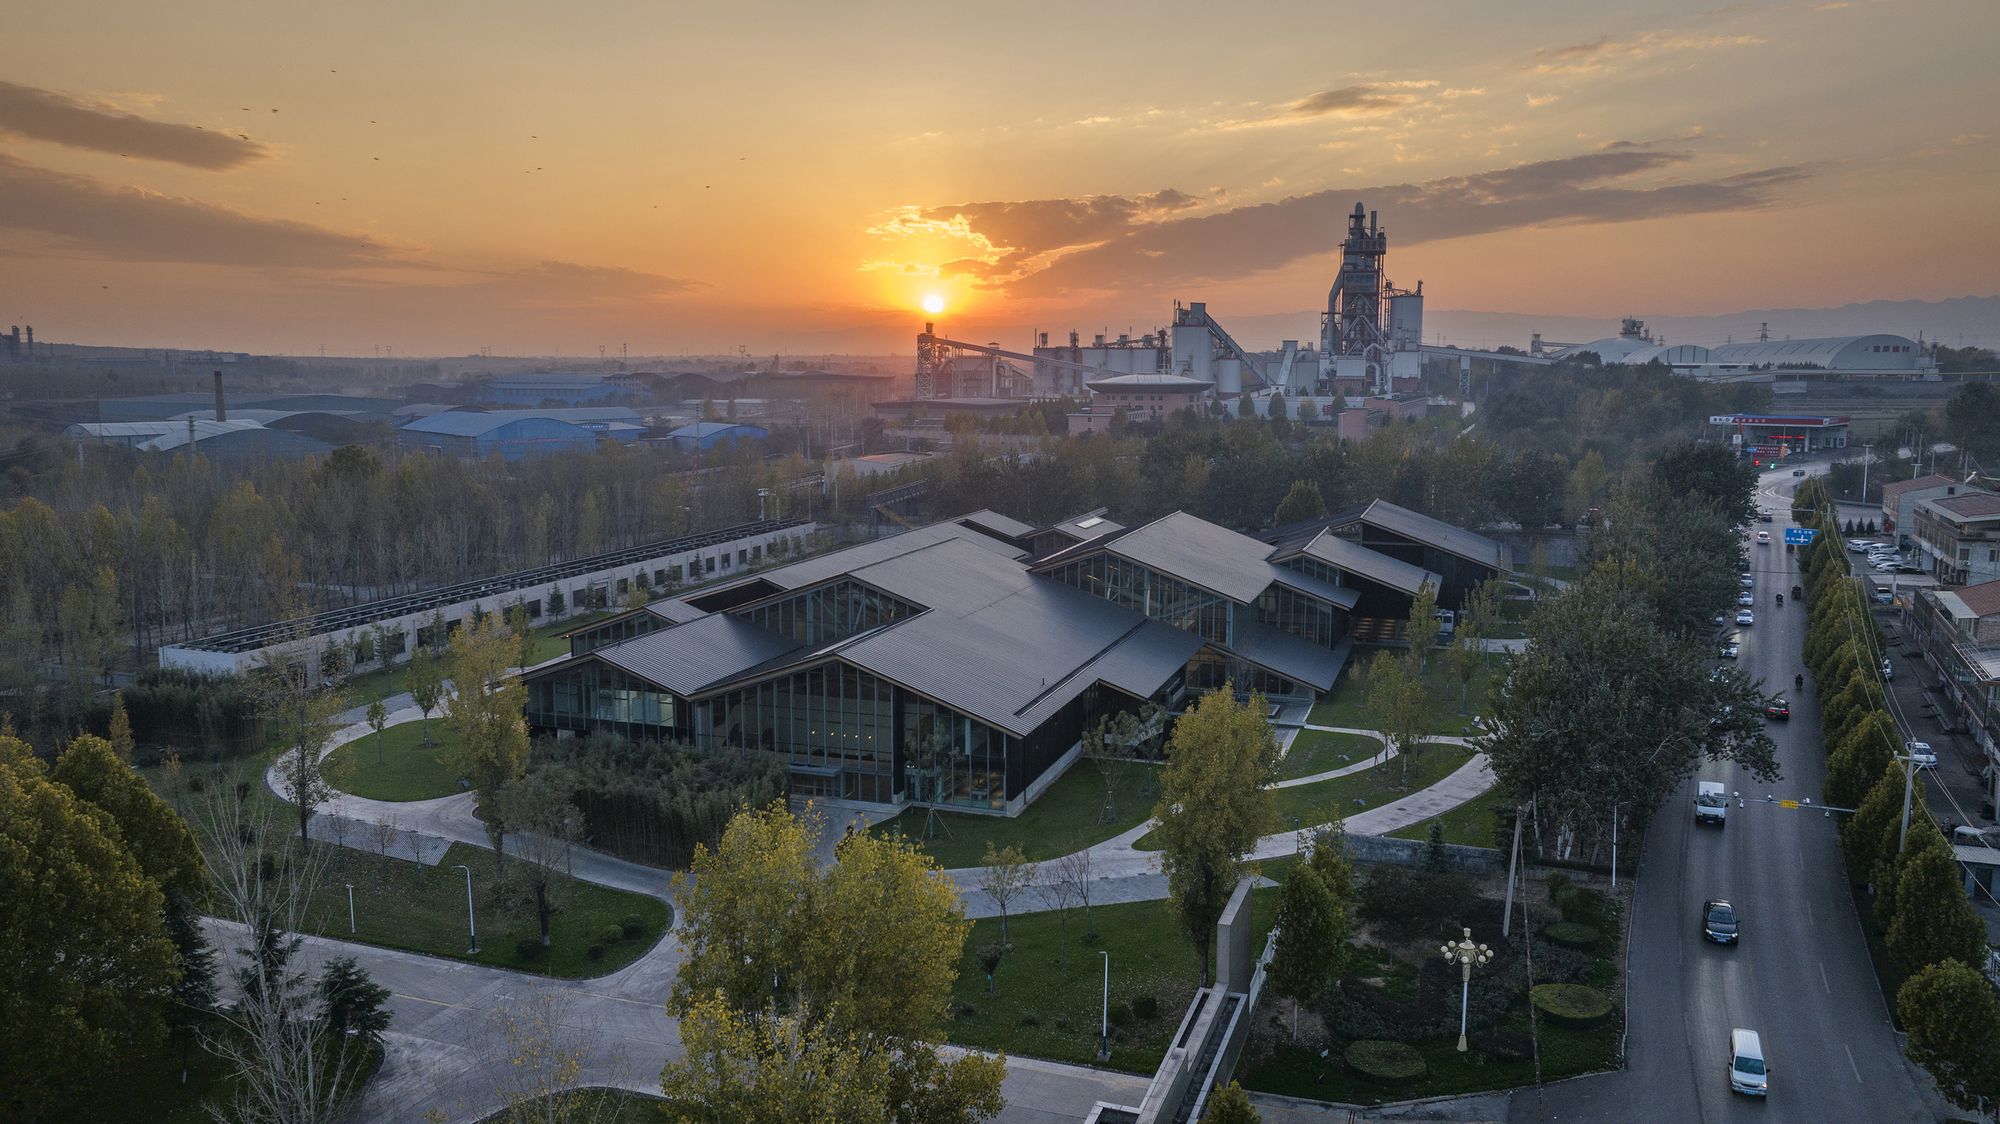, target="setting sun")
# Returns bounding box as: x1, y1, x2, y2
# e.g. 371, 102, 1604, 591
921, 293, 946, 316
